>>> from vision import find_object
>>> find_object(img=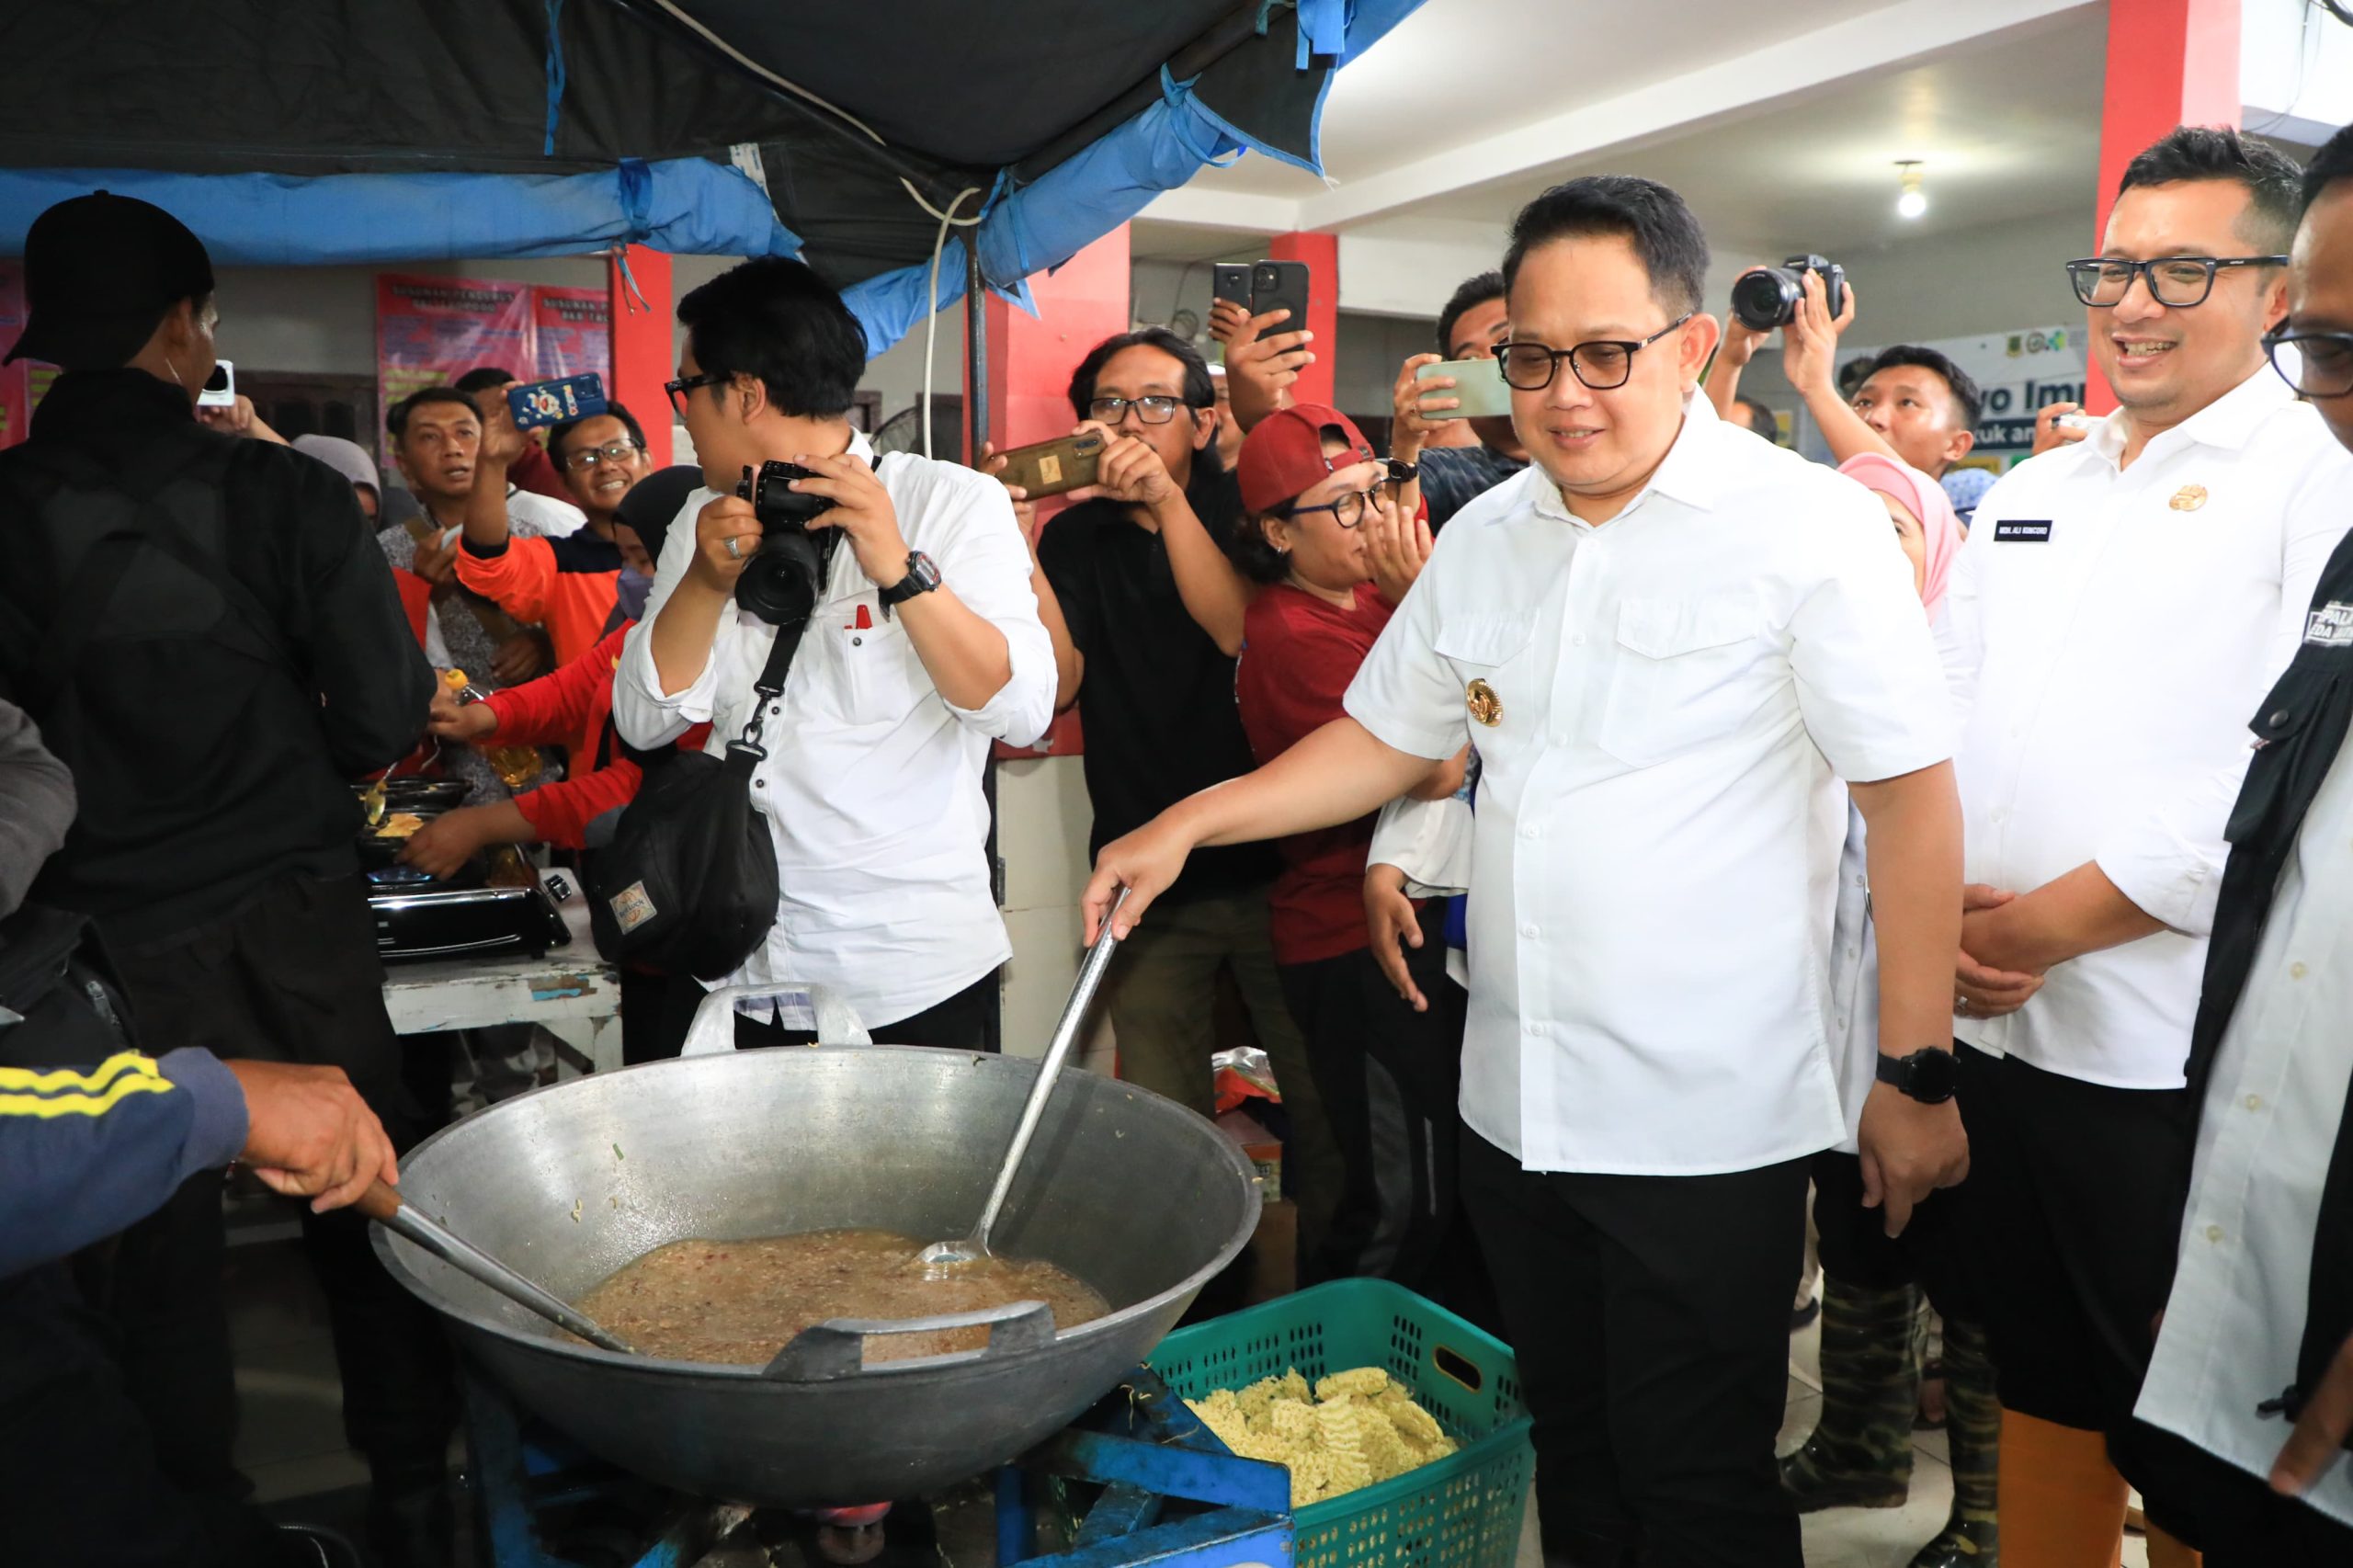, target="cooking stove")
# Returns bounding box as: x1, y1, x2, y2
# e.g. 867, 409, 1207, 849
461, 1367, 1290, 1568
367, 863, 571, 963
